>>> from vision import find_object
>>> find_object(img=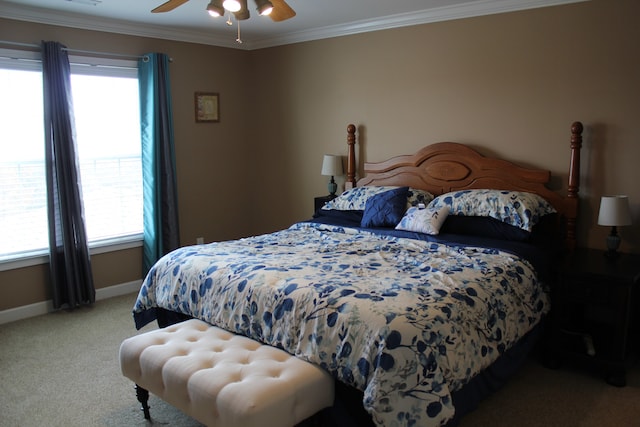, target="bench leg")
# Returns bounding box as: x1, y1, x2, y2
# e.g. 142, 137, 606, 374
135, 384, 151, 420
